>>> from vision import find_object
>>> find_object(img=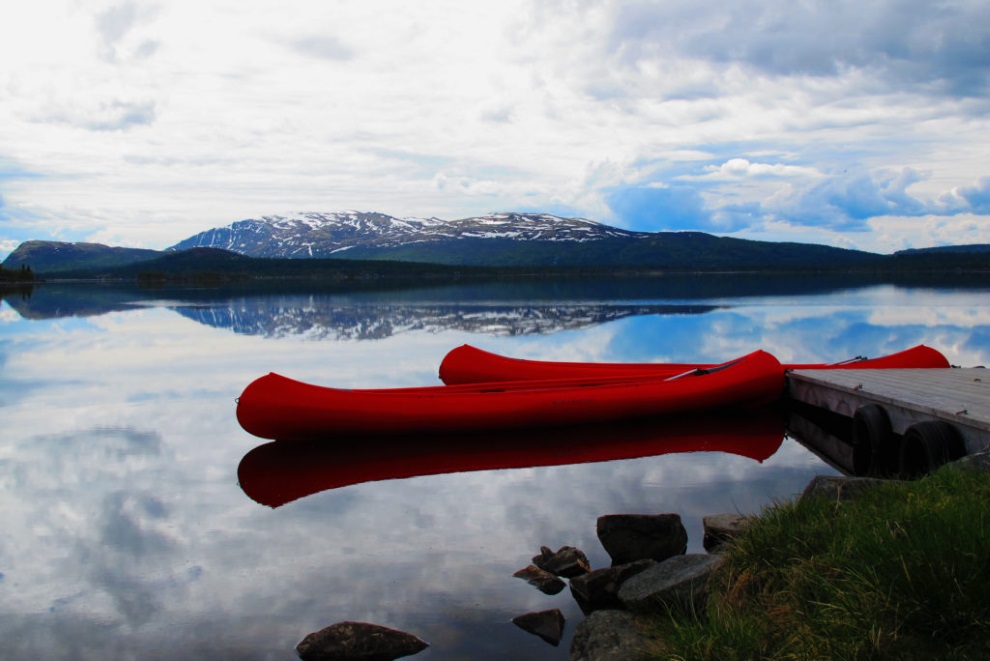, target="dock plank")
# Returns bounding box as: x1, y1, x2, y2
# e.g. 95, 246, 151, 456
787, 368, 990, 451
